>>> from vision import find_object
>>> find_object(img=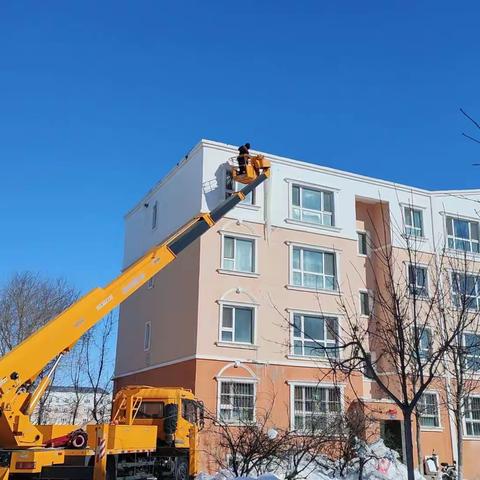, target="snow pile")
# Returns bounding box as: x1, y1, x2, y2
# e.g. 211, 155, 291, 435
197, 440, 426, 480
